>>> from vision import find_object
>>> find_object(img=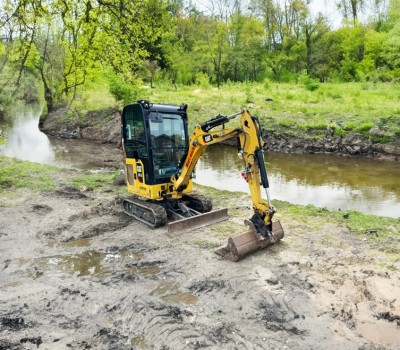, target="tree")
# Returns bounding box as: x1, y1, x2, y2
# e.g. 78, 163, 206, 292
336, 0, 365, 24
382, 22, 400, 71
141, 60, 160, 88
